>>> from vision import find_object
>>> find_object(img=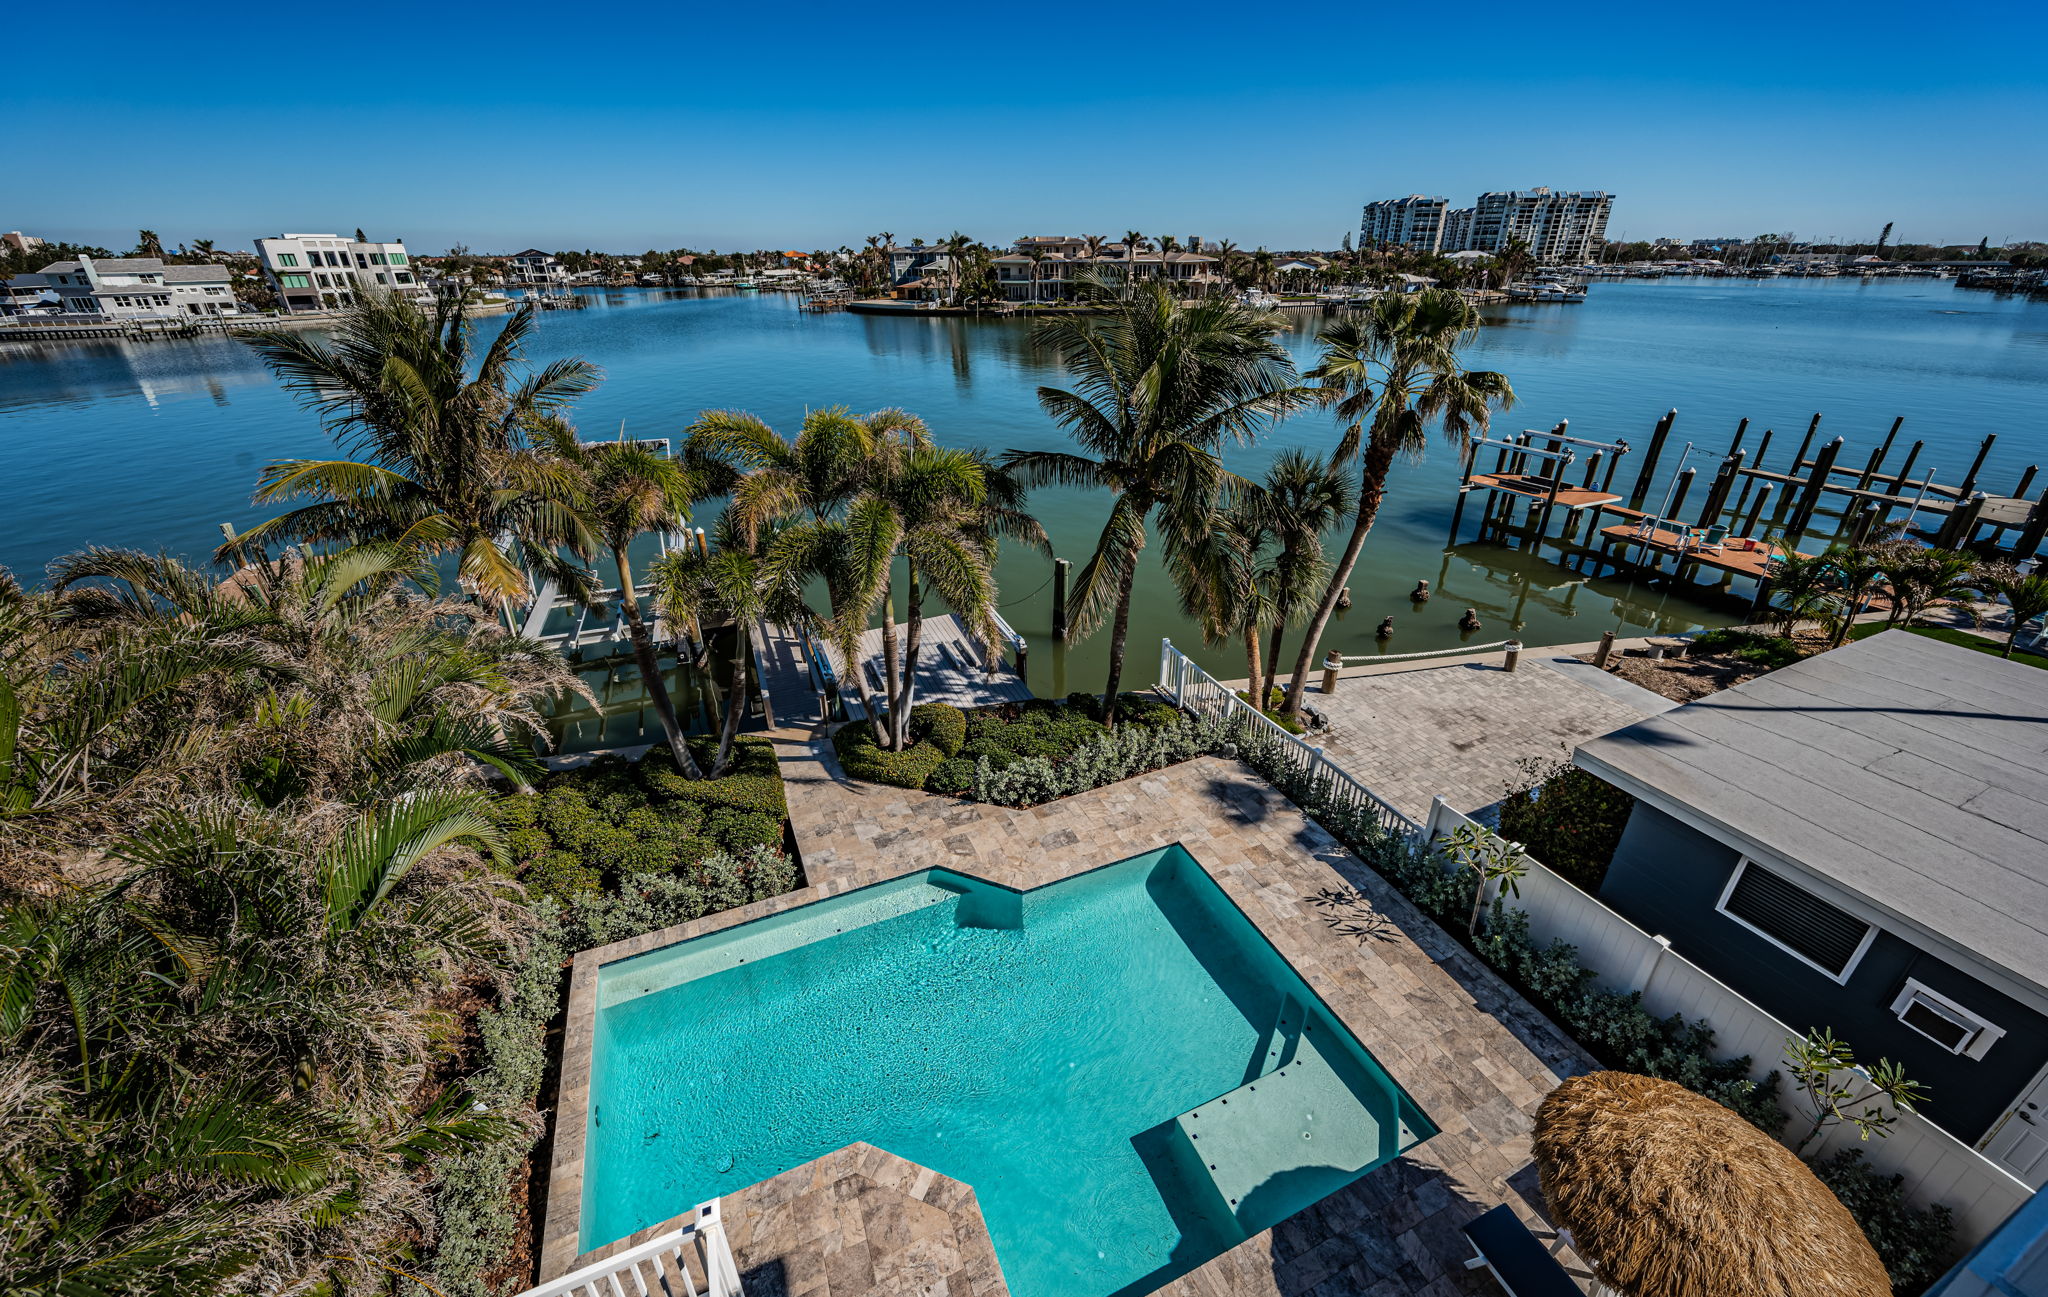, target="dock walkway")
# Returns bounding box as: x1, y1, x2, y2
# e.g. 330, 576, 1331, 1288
822, 612, 1031, 713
